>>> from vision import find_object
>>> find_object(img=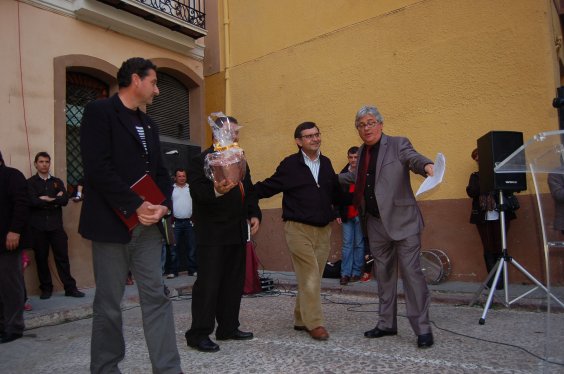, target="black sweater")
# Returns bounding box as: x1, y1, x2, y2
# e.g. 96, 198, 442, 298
255, 151, 342, 227
0, 164, 30, 252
